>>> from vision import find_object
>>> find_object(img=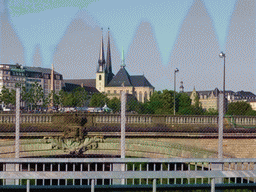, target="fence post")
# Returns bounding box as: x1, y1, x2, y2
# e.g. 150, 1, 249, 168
211, 178, 215, 192
15, 88, 20, 185
153, 178, 156, 192
121, 92, 126, 185
91, 179, 95, 192
121, 91, 126, 159
15, 88, 20, 159
27, 179, 30, 192
218, 93, 223, 159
